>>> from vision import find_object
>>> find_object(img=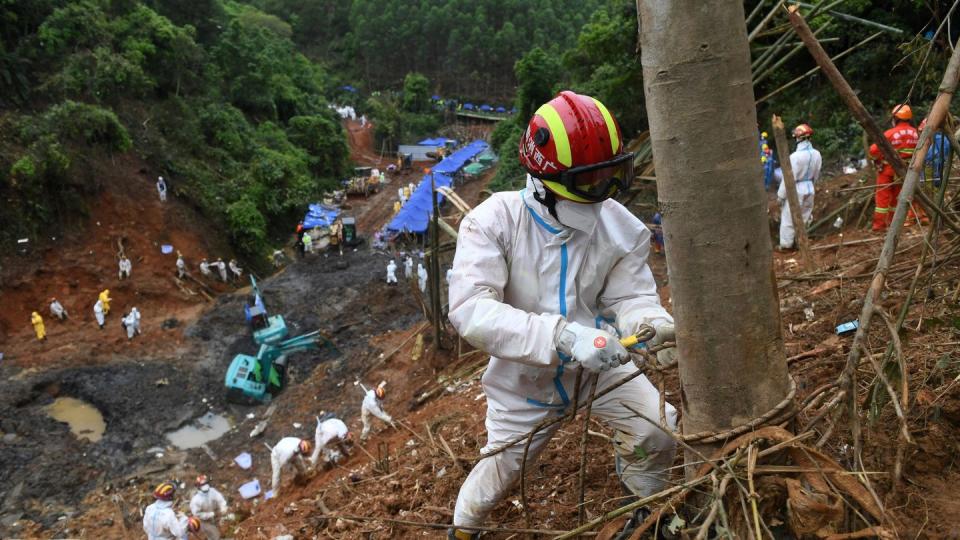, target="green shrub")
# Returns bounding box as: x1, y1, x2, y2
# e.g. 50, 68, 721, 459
226, 197, 268, 257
